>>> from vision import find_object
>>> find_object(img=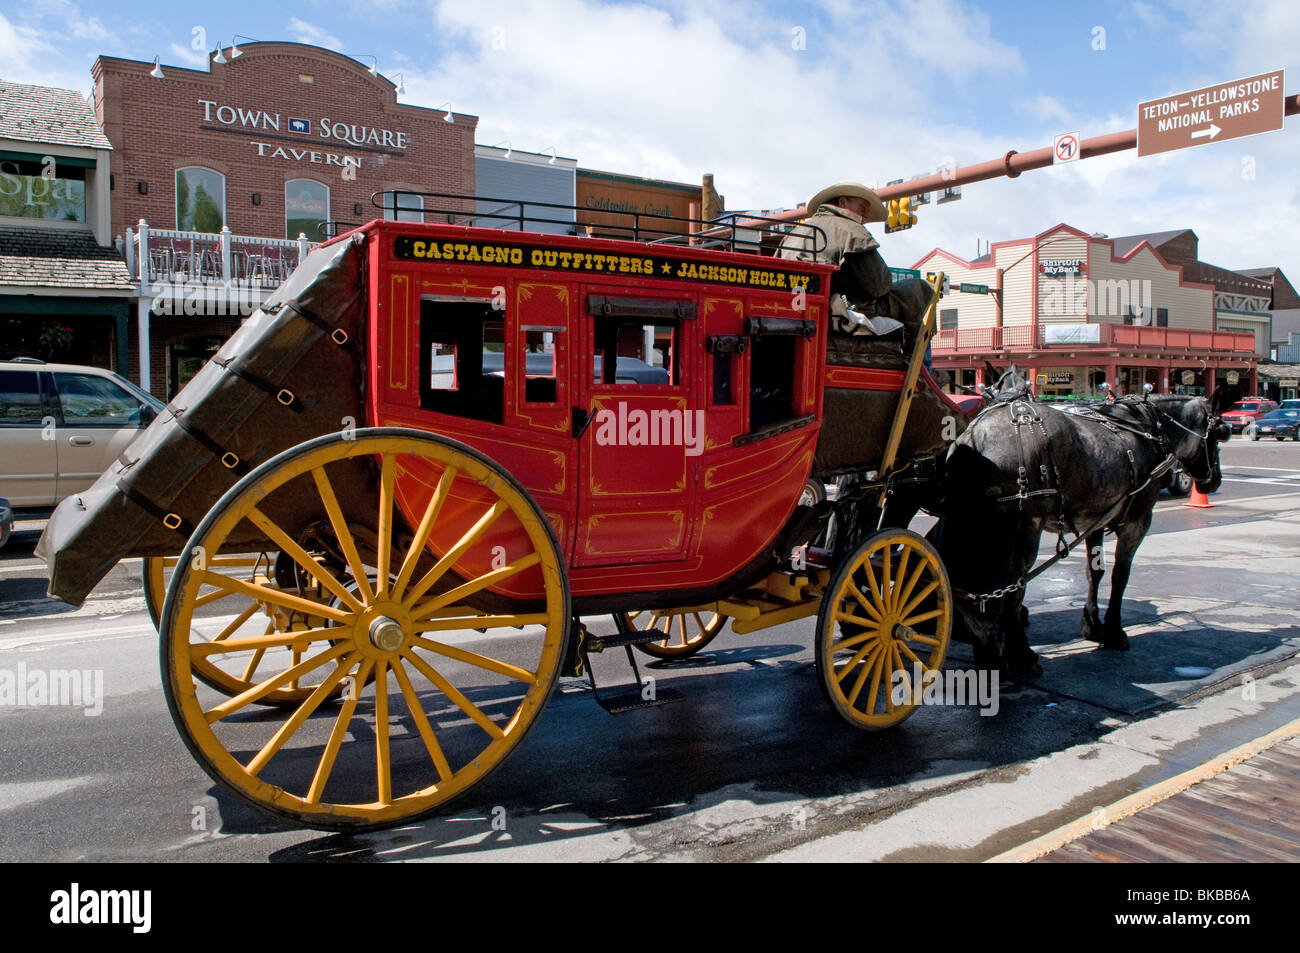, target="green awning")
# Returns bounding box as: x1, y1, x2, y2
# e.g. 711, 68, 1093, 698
0, 150, 97, 168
